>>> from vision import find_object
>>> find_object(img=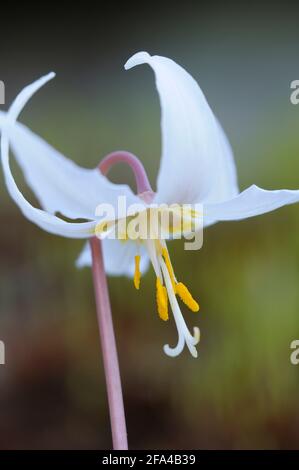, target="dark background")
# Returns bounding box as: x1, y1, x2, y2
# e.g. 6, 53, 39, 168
0, 1, 299, 449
